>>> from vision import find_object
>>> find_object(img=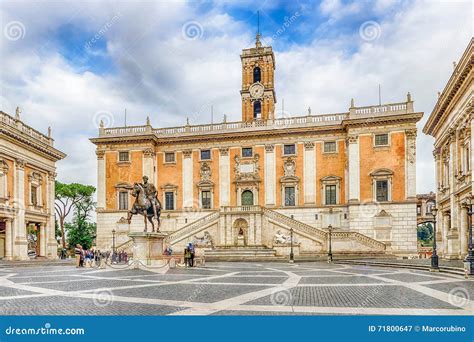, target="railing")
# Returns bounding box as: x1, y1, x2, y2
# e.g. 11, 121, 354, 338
0, 111, 53, 146
220, 205, 262, 213
263, 208, 327, 241
98, 101, 414, 138
115, 238, 134, 251
164, 211, 220, 244
350, 101, 412, 117
103, 125, 150, 136
332, 231, 386, 250
100, 113, 349, 138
